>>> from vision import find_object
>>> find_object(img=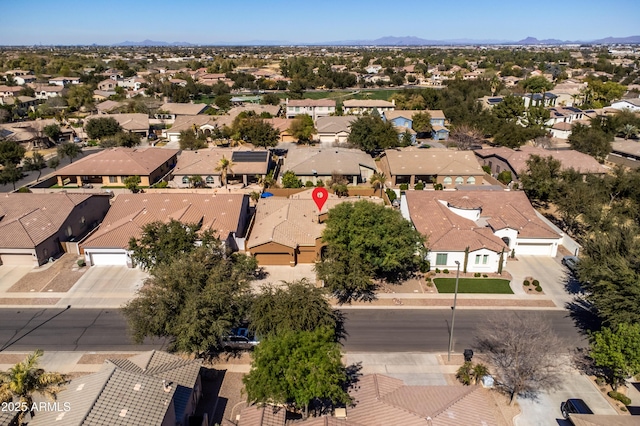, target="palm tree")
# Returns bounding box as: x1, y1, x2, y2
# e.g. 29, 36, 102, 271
369, 172, 386, 197
620, 124, 639, 140
0, 350, 67, 425
57, 142, 81, 164
215, 156, 235, 188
